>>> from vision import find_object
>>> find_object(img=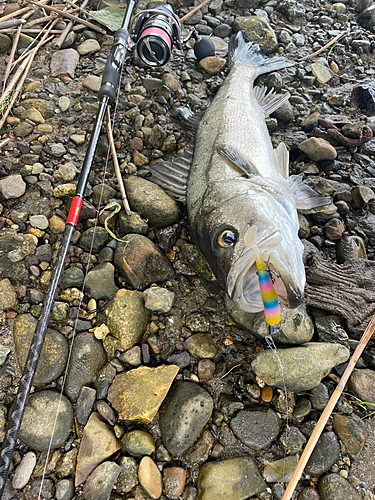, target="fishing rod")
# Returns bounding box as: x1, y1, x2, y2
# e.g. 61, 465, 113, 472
0, 1, 215, 495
